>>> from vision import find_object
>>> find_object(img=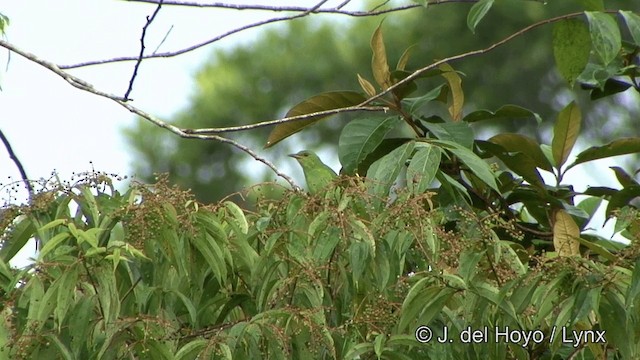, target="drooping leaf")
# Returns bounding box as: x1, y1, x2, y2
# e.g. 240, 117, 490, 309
366, 141, 415, 197
553, 209, 581, 257
390, 70, 419, 99
467, 0, 494, 33
357, 74, 377, 98
606, 185, 640, 217
620, 11, 640, 46
406, 144, 441, 194
371, 22, 391, 89
552, 101, 581, 168
610, 166, 639, 187
553, 19, 591, 86
339, 117, 402, 175
488, 133, 553, 171
463, 104, 541, 124
586, 78, 633, 100
430, 139, 499, 192
568, 137, 640, 169
585, 11, 622, 65
265, 91, 367, 148
439, 63, 464, 121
